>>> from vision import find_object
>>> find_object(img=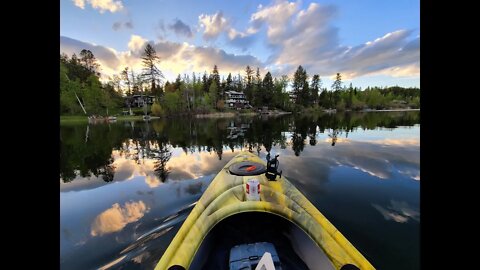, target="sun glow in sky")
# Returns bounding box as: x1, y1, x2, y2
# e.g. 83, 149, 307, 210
60, 0, 419, 88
